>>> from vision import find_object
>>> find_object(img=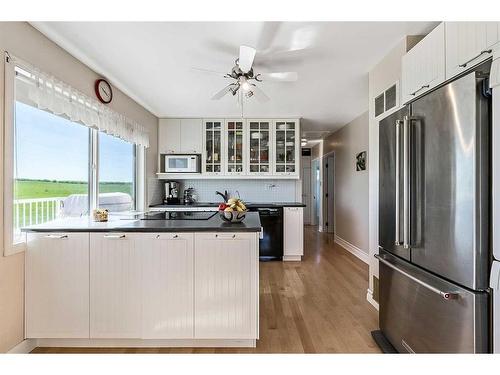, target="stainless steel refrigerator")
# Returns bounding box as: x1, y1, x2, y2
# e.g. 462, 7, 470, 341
377, 60, 492, 353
